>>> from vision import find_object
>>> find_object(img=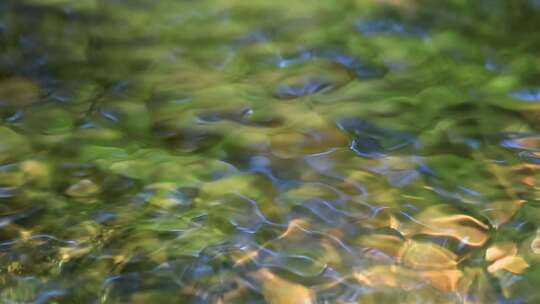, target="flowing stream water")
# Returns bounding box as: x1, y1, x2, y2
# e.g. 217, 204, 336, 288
2, 1, 540, 303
